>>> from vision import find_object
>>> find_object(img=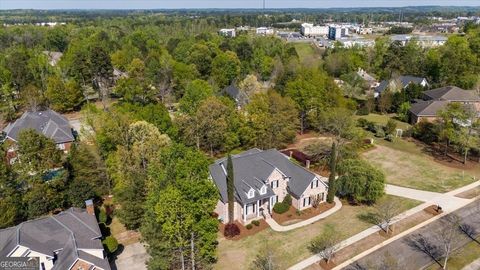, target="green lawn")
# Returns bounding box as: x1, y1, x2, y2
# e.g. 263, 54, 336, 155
294, 43, 322, 65
214, 195, 421, 270
426, 238, 480, 270
363, 138, 479, 192
355, 113, 411, 131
